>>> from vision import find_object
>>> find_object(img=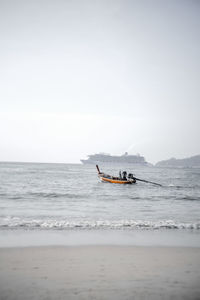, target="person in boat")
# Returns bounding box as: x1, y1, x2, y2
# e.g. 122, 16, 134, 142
122, 171, 127, 180
119, 170, 122, 179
